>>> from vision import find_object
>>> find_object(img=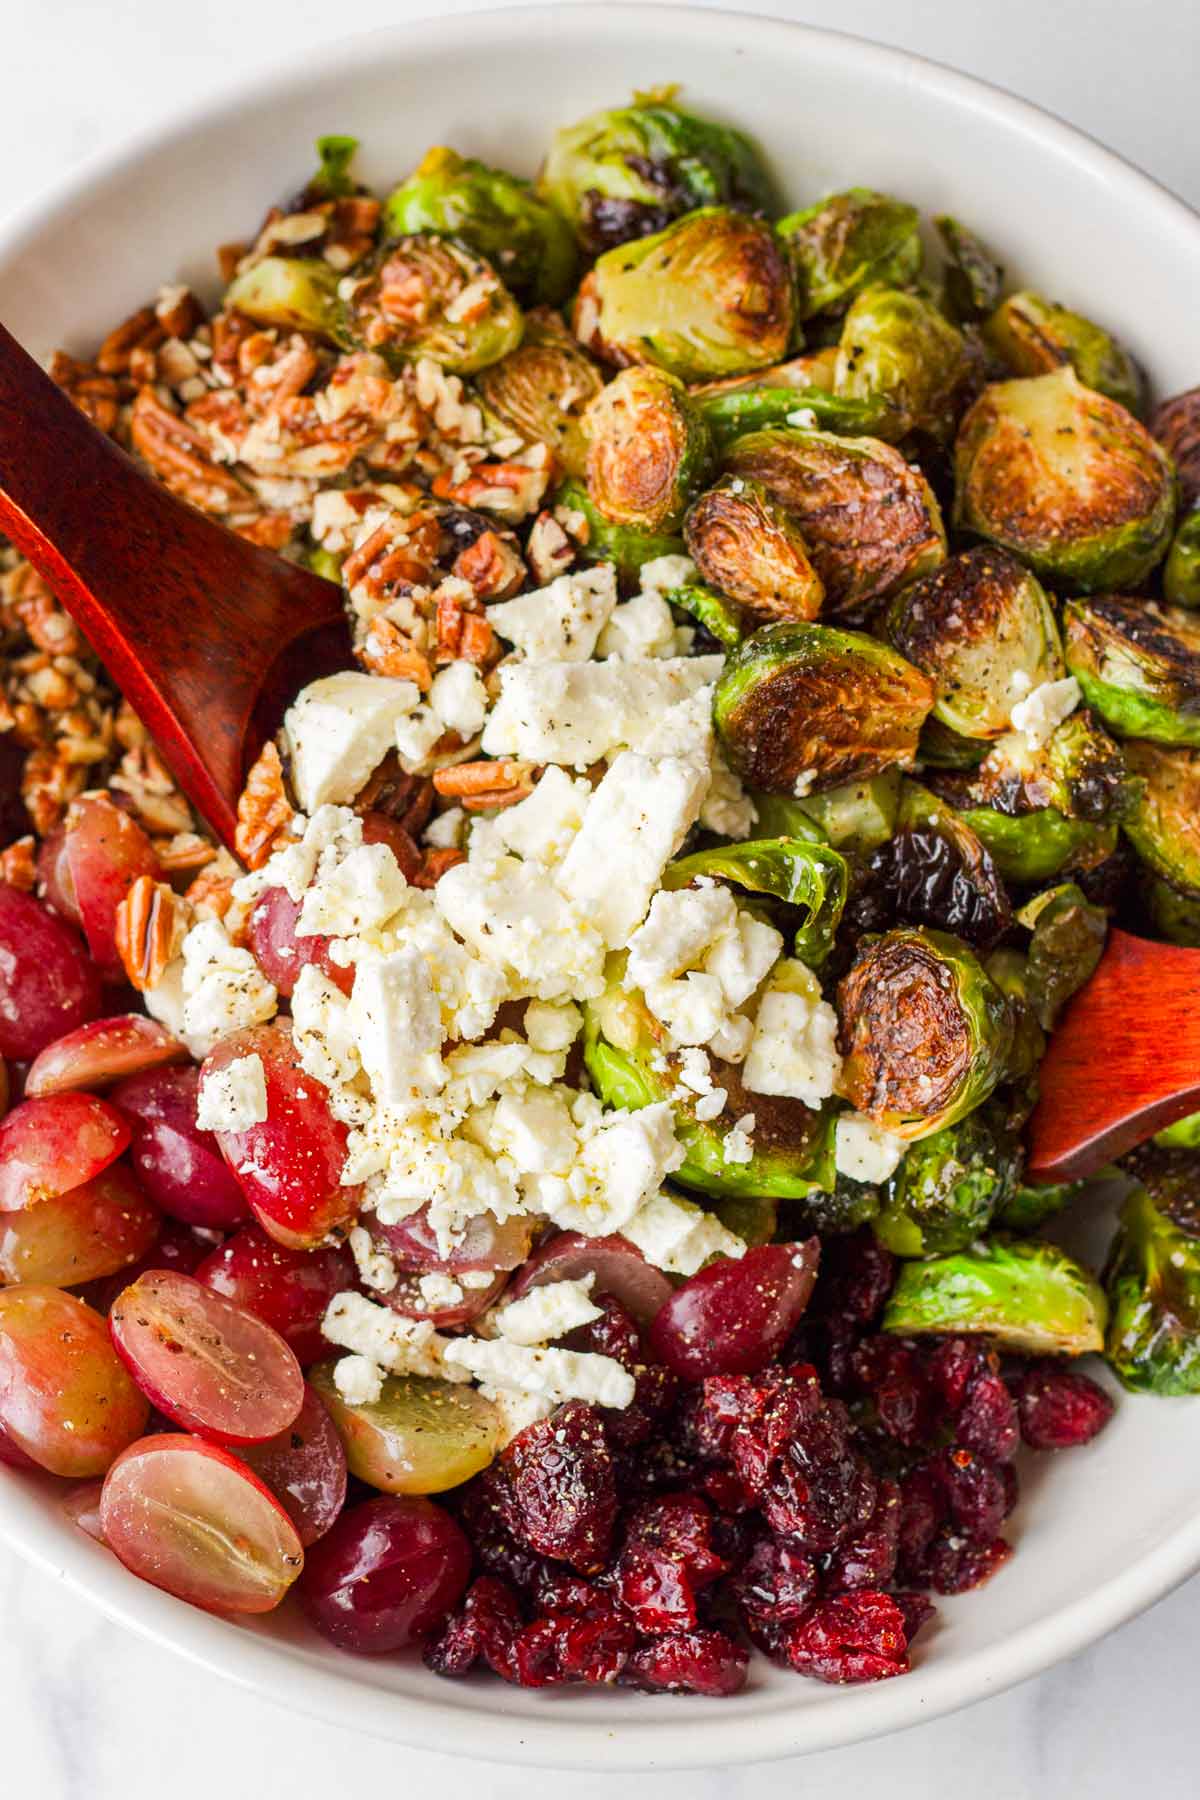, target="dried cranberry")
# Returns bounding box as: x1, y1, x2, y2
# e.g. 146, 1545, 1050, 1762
564, 1291, 641, 1368
925, 1336, 992, 1411
956, 1371, 1020, 1462
498, 1402, 617, 1574
825, 1478, 901, 1591
1011, 1360, 1115, 1450
730, 1535, 819, 1632
622, 1628, 749, 1697
455, 1470, 545, 1592
913, 1531, 1012, 1595
892, 1590, 937, 1642
604, 1362, 681, 1450
783, 1592, 909, 1684
851, 1337, 935, 1446
611, 1494, 726, 1634
423, 1575, 522, 1678
935, 1447, 1008, 1544
814, 1230, 896, 1328
701, 1465, 758, 1514
897, 1464, 947, 1566
509, 1597, 636, 1687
